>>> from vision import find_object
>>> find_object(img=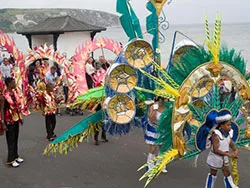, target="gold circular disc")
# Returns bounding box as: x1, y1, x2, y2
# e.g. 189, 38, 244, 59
125, 40, 154, 69
108, 64, 137, 93
107, 94, 136, 124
